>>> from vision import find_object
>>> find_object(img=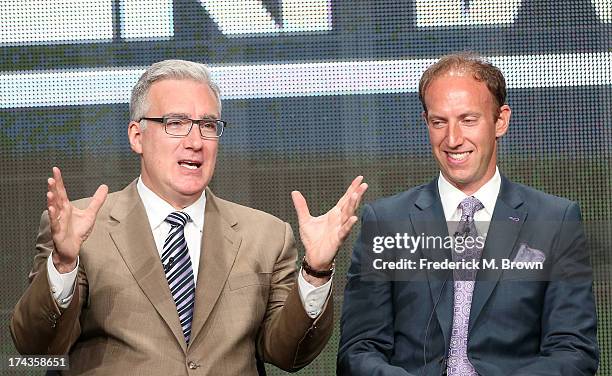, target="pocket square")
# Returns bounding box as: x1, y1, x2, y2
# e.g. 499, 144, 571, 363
513, 243, 546, 263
